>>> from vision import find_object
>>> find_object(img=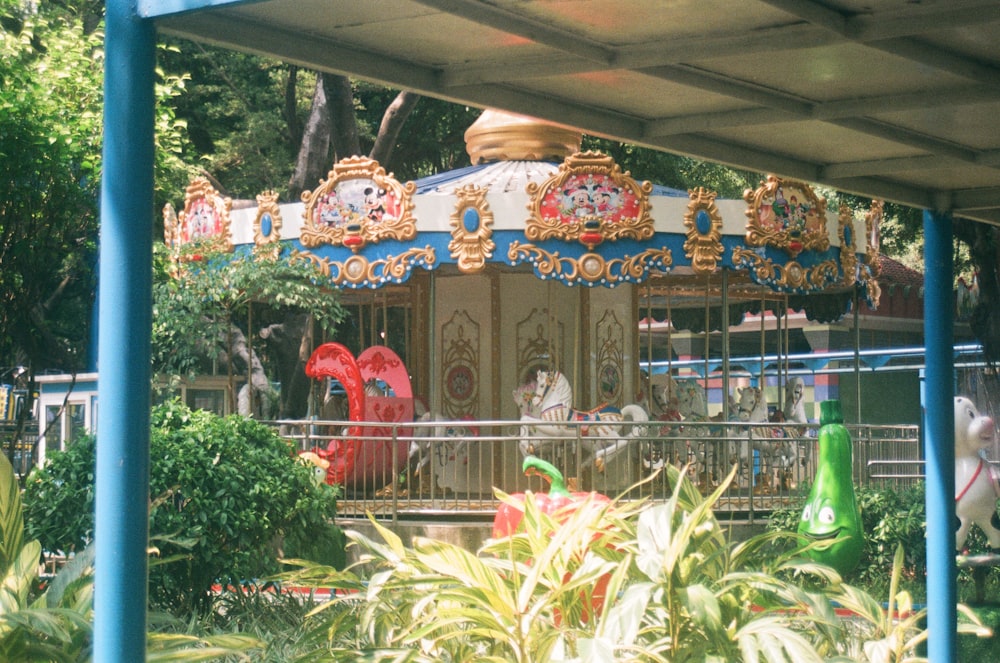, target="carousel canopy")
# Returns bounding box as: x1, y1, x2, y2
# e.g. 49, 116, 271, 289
166, 110, 879, 306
